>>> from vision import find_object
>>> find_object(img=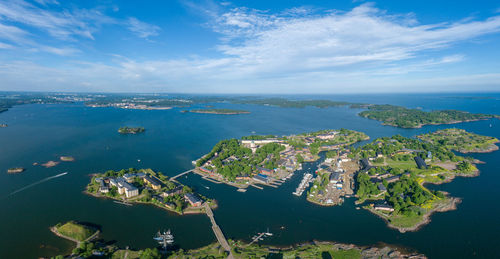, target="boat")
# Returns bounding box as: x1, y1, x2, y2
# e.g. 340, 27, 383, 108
265, 228, 273, 236
154, 229, 174, 247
